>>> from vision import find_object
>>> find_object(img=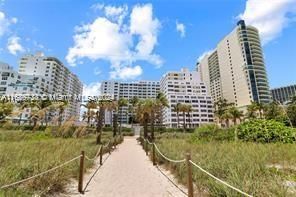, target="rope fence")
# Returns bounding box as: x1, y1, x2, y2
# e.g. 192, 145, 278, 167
189, 160, 253, 197
141, 137, 253, 197
0, 135, 124, 194
0, 155, 82, 189
146, 139, 186, 163
85, 145, 102, 161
